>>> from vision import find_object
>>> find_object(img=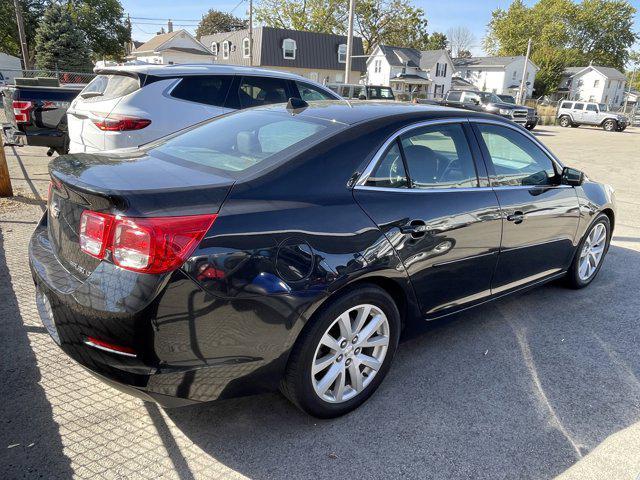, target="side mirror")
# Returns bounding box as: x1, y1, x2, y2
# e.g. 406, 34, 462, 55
562, 167, 584, 186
